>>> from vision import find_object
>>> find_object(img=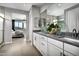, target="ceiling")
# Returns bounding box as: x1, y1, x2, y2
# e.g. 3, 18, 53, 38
12, 13, 26, 20
0, 3, 45, 11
